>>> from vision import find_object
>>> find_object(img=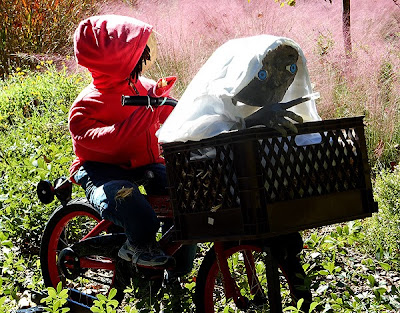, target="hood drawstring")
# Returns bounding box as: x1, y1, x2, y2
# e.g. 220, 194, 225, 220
128, 78, 140, 95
